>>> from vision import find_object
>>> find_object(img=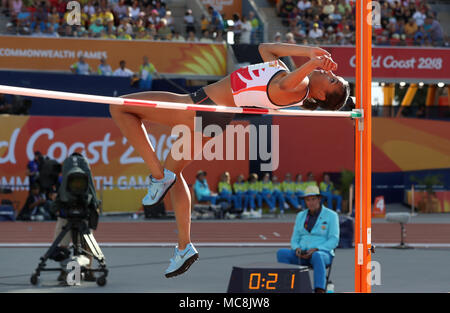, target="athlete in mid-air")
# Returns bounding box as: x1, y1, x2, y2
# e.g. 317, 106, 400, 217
109, 43, 350, 278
